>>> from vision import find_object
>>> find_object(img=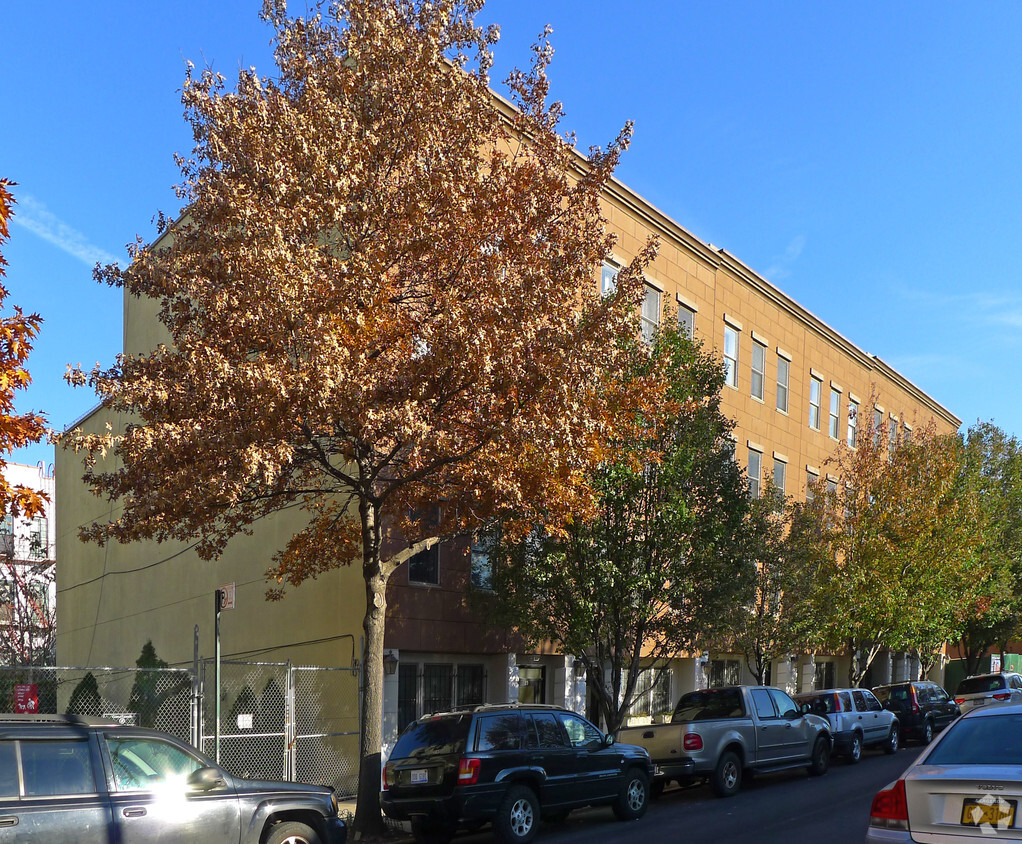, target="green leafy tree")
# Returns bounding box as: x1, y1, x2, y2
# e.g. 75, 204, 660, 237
484, 320, 754, 733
